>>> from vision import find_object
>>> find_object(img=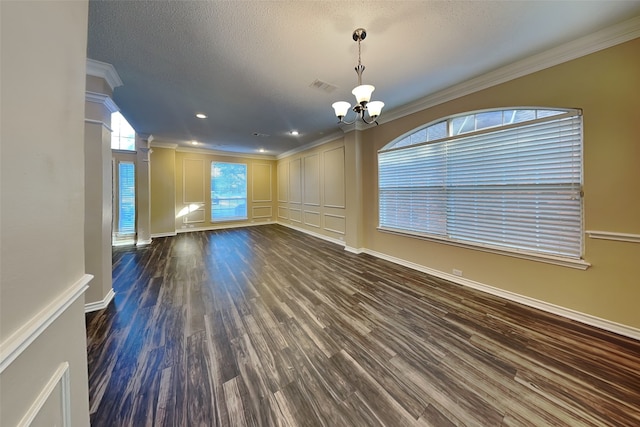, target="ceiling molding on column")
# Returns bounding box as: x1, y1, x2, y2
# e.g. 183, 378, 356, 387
150, 141, 179, 150
86, 91, 119, 113
86, 59, 123, 91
